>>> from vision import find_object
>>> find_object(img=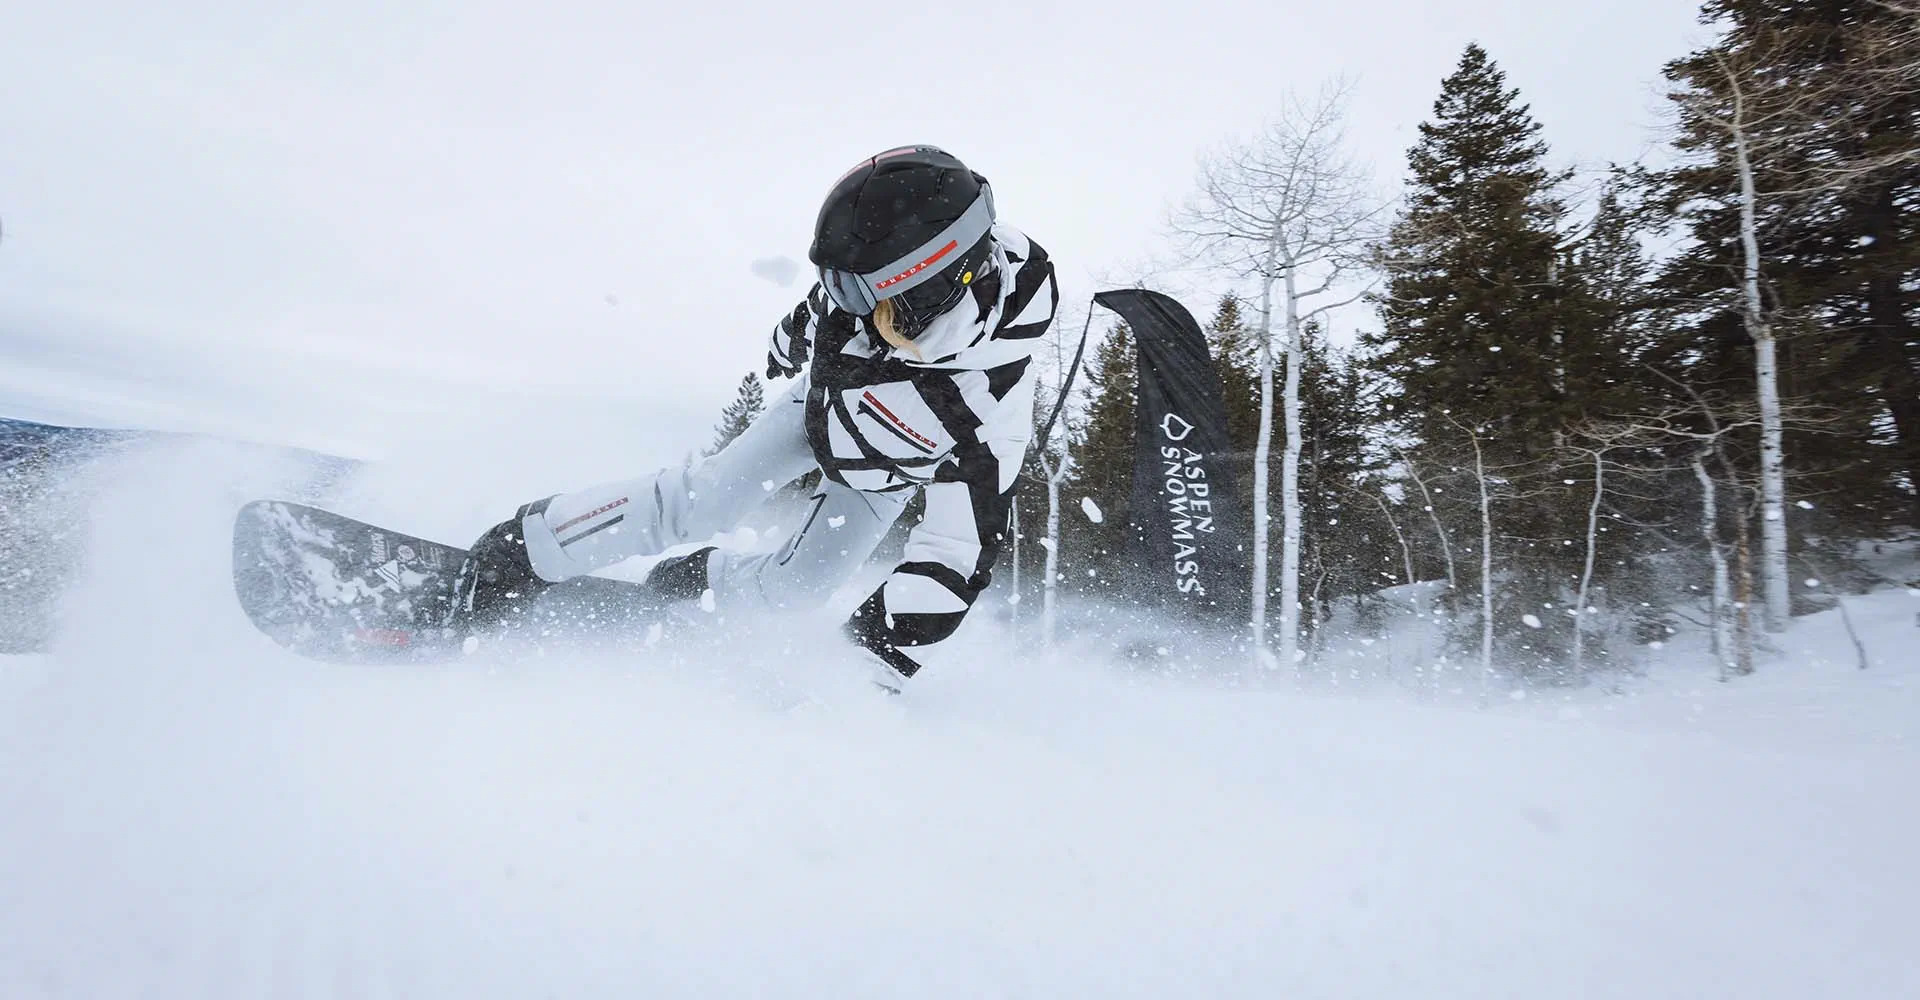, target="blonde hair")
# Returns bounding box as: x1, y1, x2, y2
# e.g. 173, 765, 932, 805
870, 299, 922, 358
